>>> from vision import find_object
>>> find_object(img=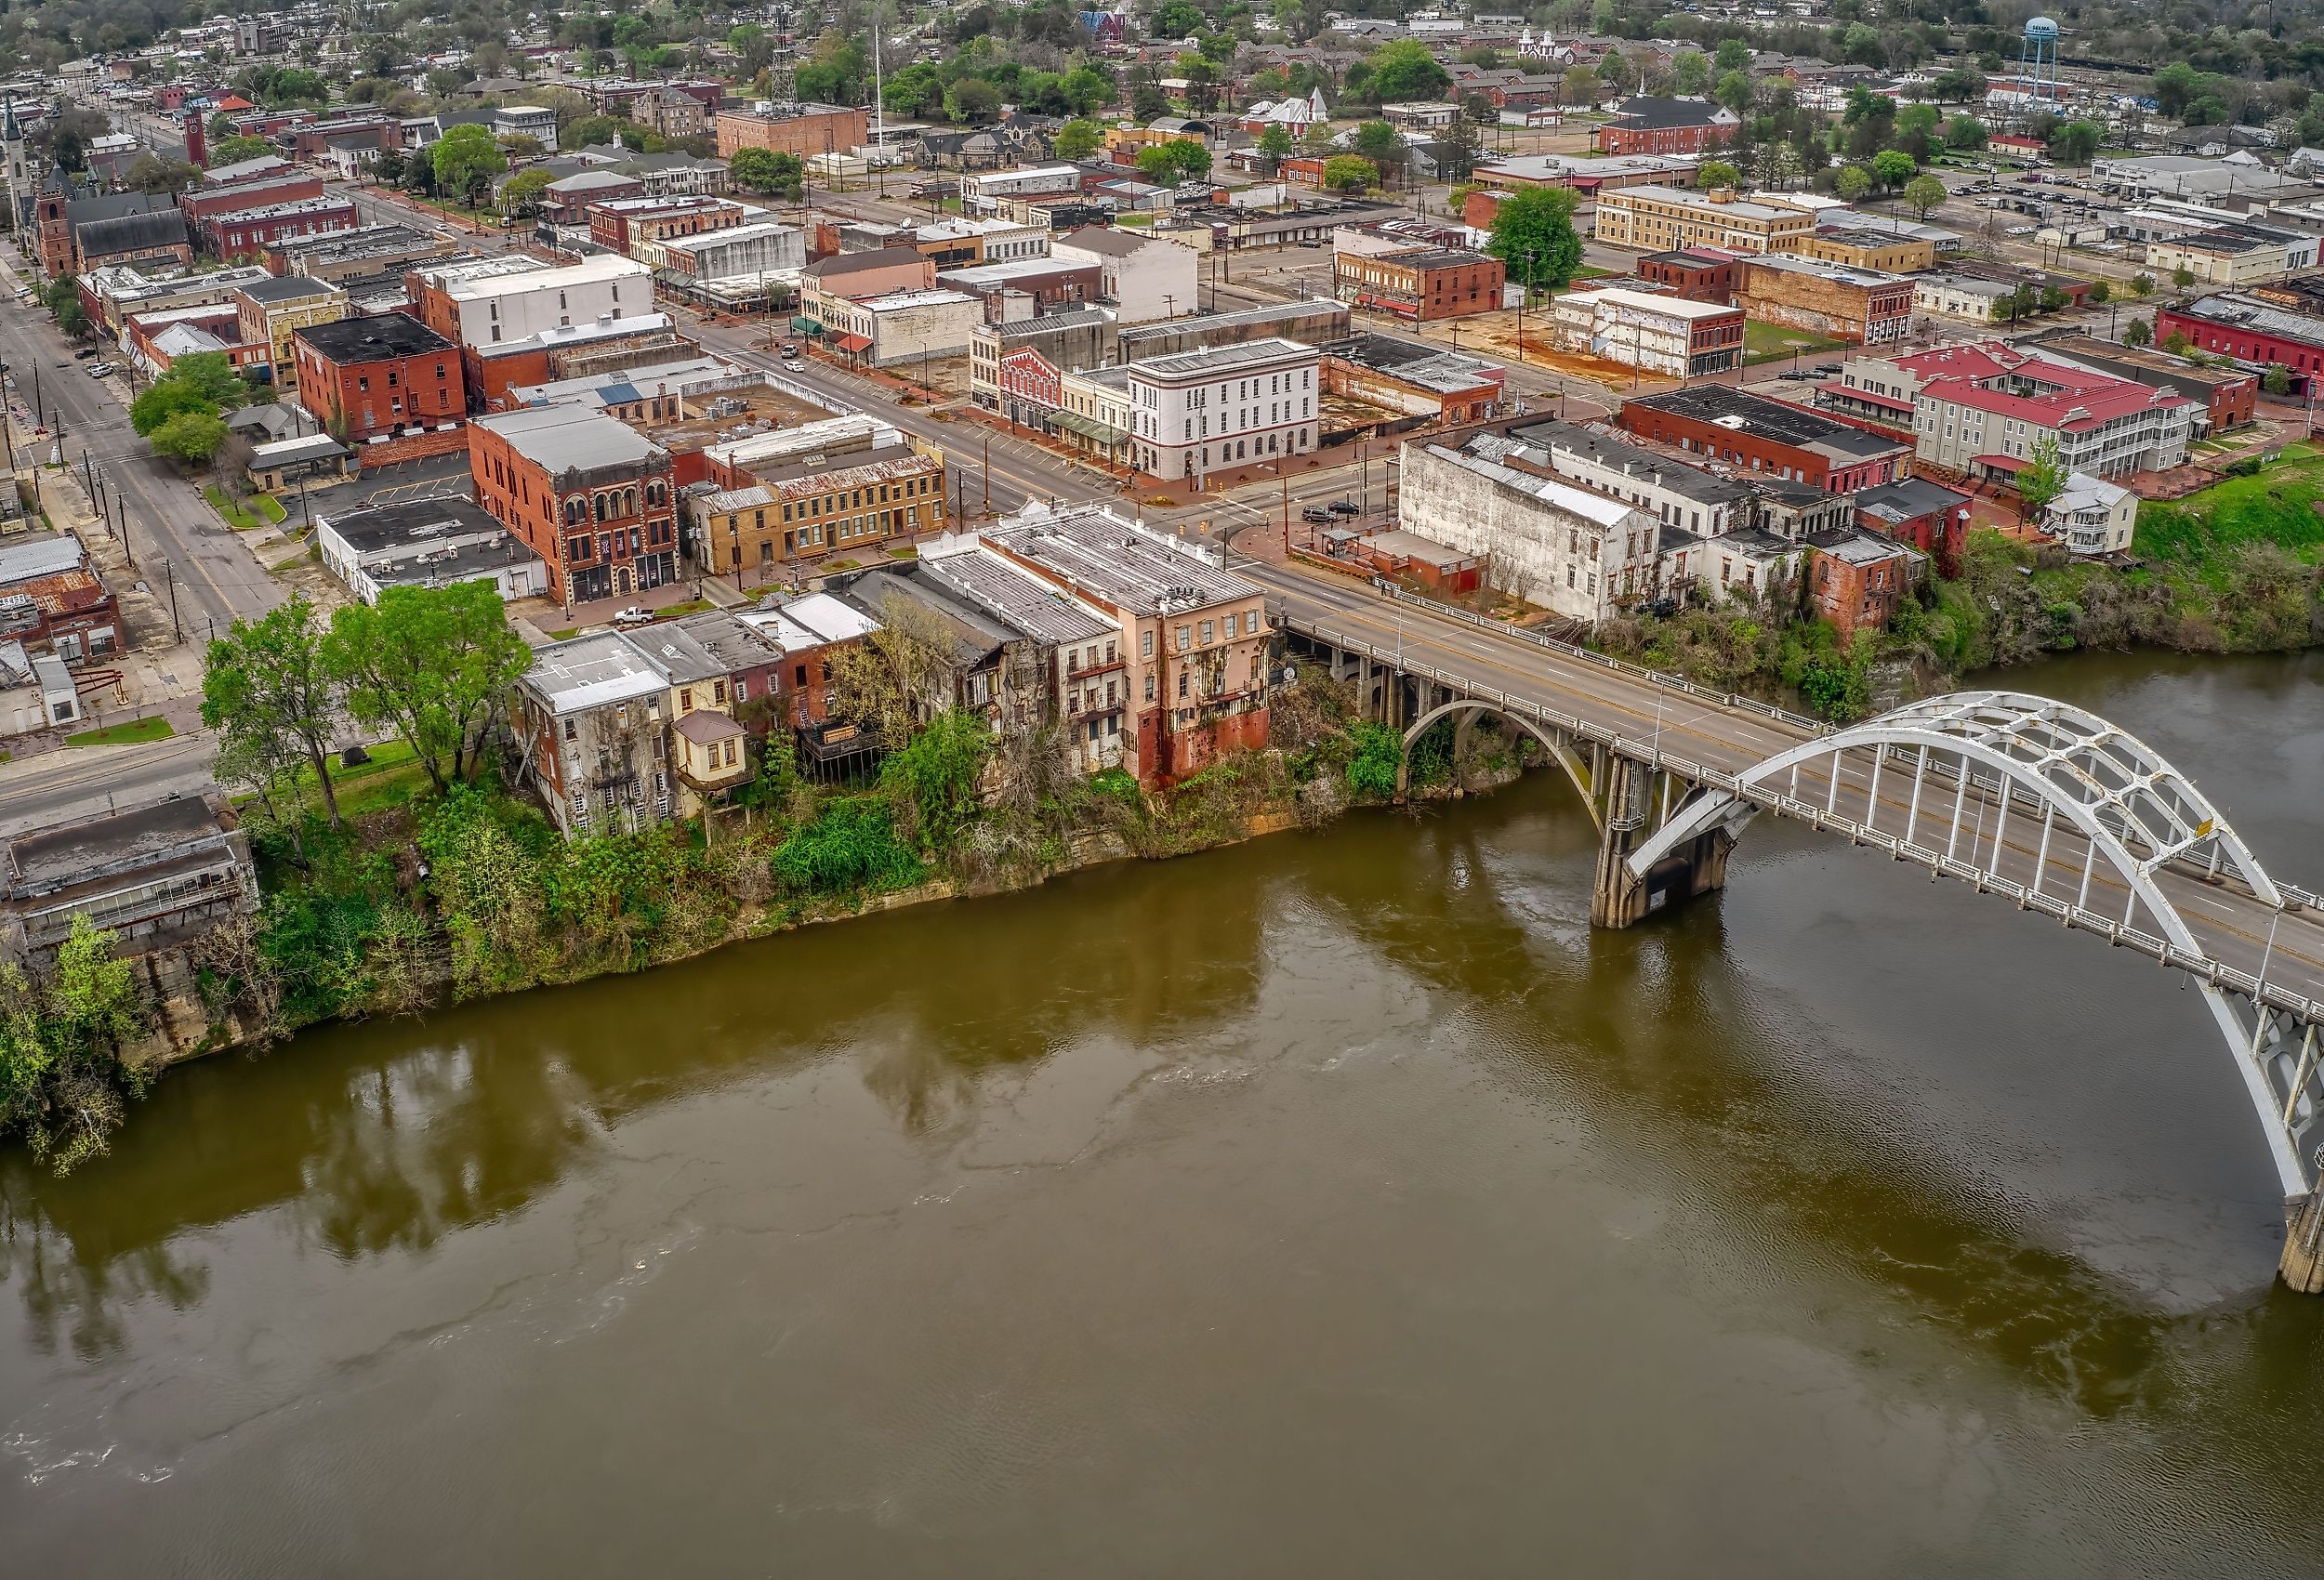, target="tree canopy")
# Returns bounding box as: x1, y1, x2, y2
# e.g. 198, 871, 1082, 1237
1486, 185, 1584, 295
431, 123, 508, 206
324, 582, 530, 795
